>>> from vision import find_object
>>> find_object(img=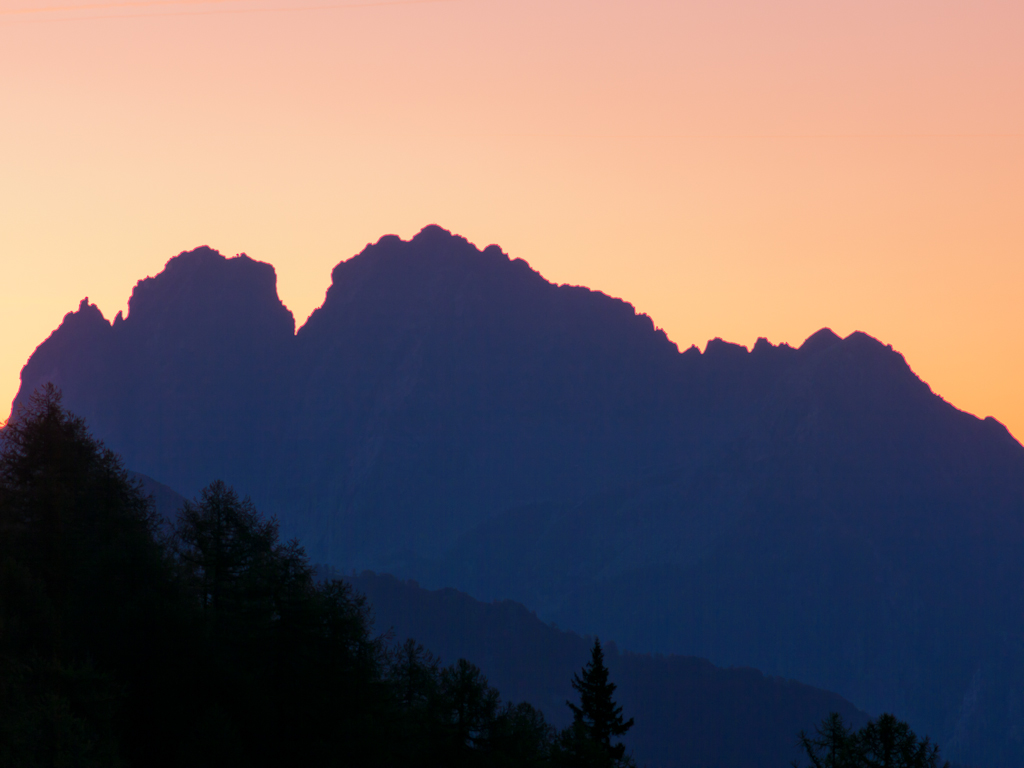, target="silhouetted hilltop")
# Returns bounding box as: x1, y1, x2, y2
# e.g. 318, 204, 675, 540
284, 226, 699, 561
19, 248, 294, 498
351, 571, 870, 768
426, 326, 1024, 761
129, 471, 189, 534
13, 227, 1024, 765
